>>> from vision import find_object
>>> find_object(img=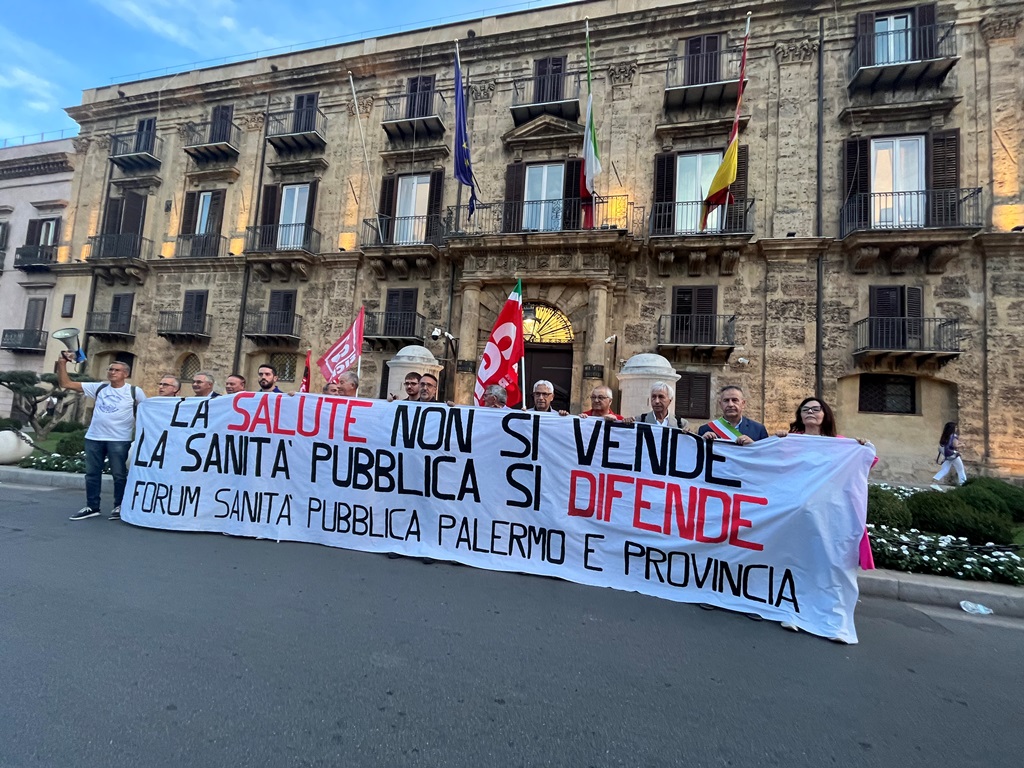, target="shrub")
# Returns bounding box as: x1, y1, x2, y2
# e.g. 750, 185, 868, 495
0, 417, 24, 431
49, 420, 86, 434
963, 477, 1024, 523
56, 432, 86, 457
907, 491, 1015, 545
868, 526, 1024, 586
952, 483, 1011, 519
867, 485, 911, 529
